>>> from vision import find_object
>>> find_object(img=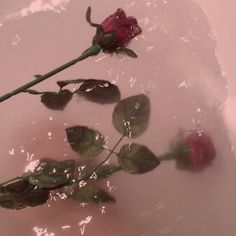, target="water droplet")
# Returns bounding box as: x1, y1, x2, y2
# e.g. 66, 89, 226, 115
9, 148, 15, 156
11, 34, 21, 46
